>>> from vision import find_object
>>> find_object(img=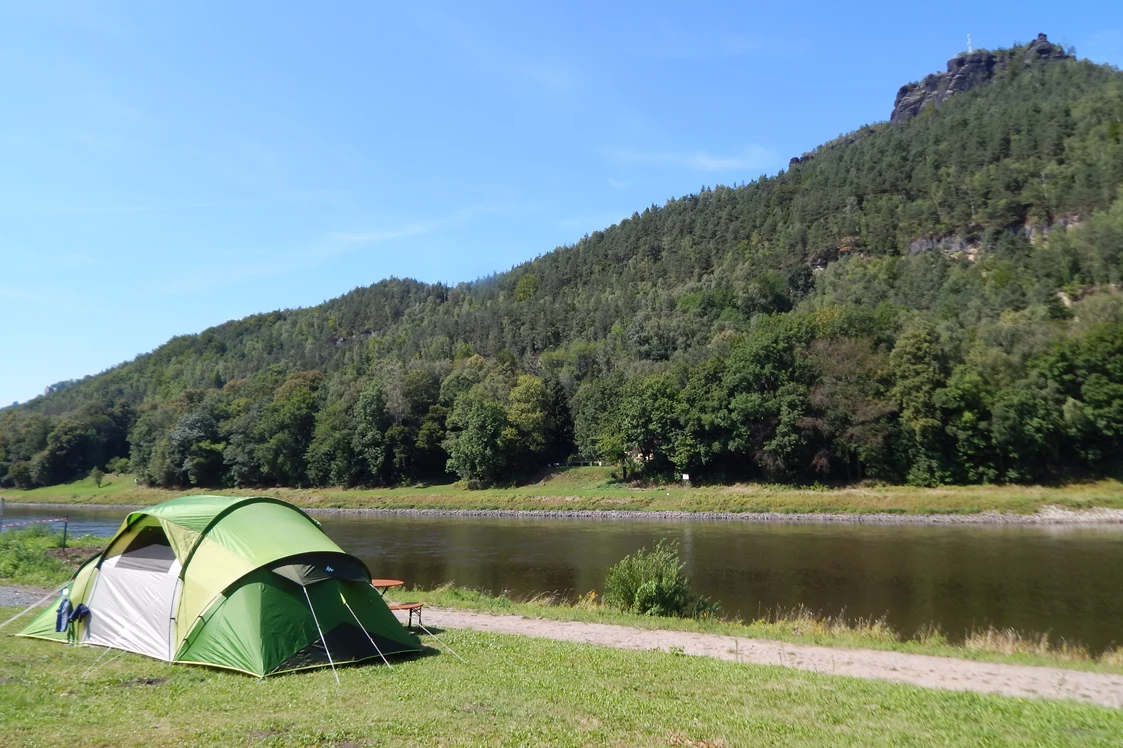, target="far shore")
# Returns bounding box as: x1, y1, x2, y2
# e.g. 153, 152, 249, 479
4, 467, 1123, 525
6, 502, 1123, 527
